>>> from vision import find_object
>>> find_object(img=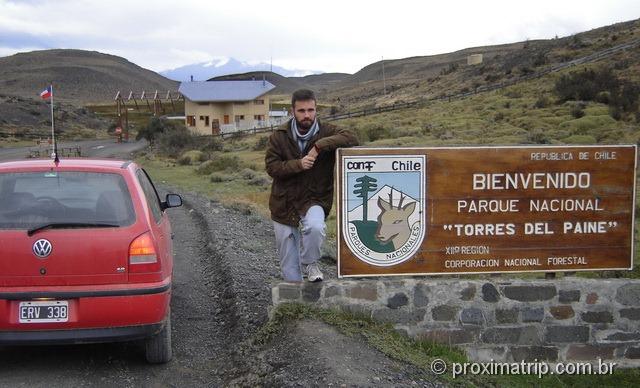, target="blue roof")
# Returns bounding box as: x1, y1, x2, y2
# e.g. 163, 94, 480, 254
179, 80, 275, 102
